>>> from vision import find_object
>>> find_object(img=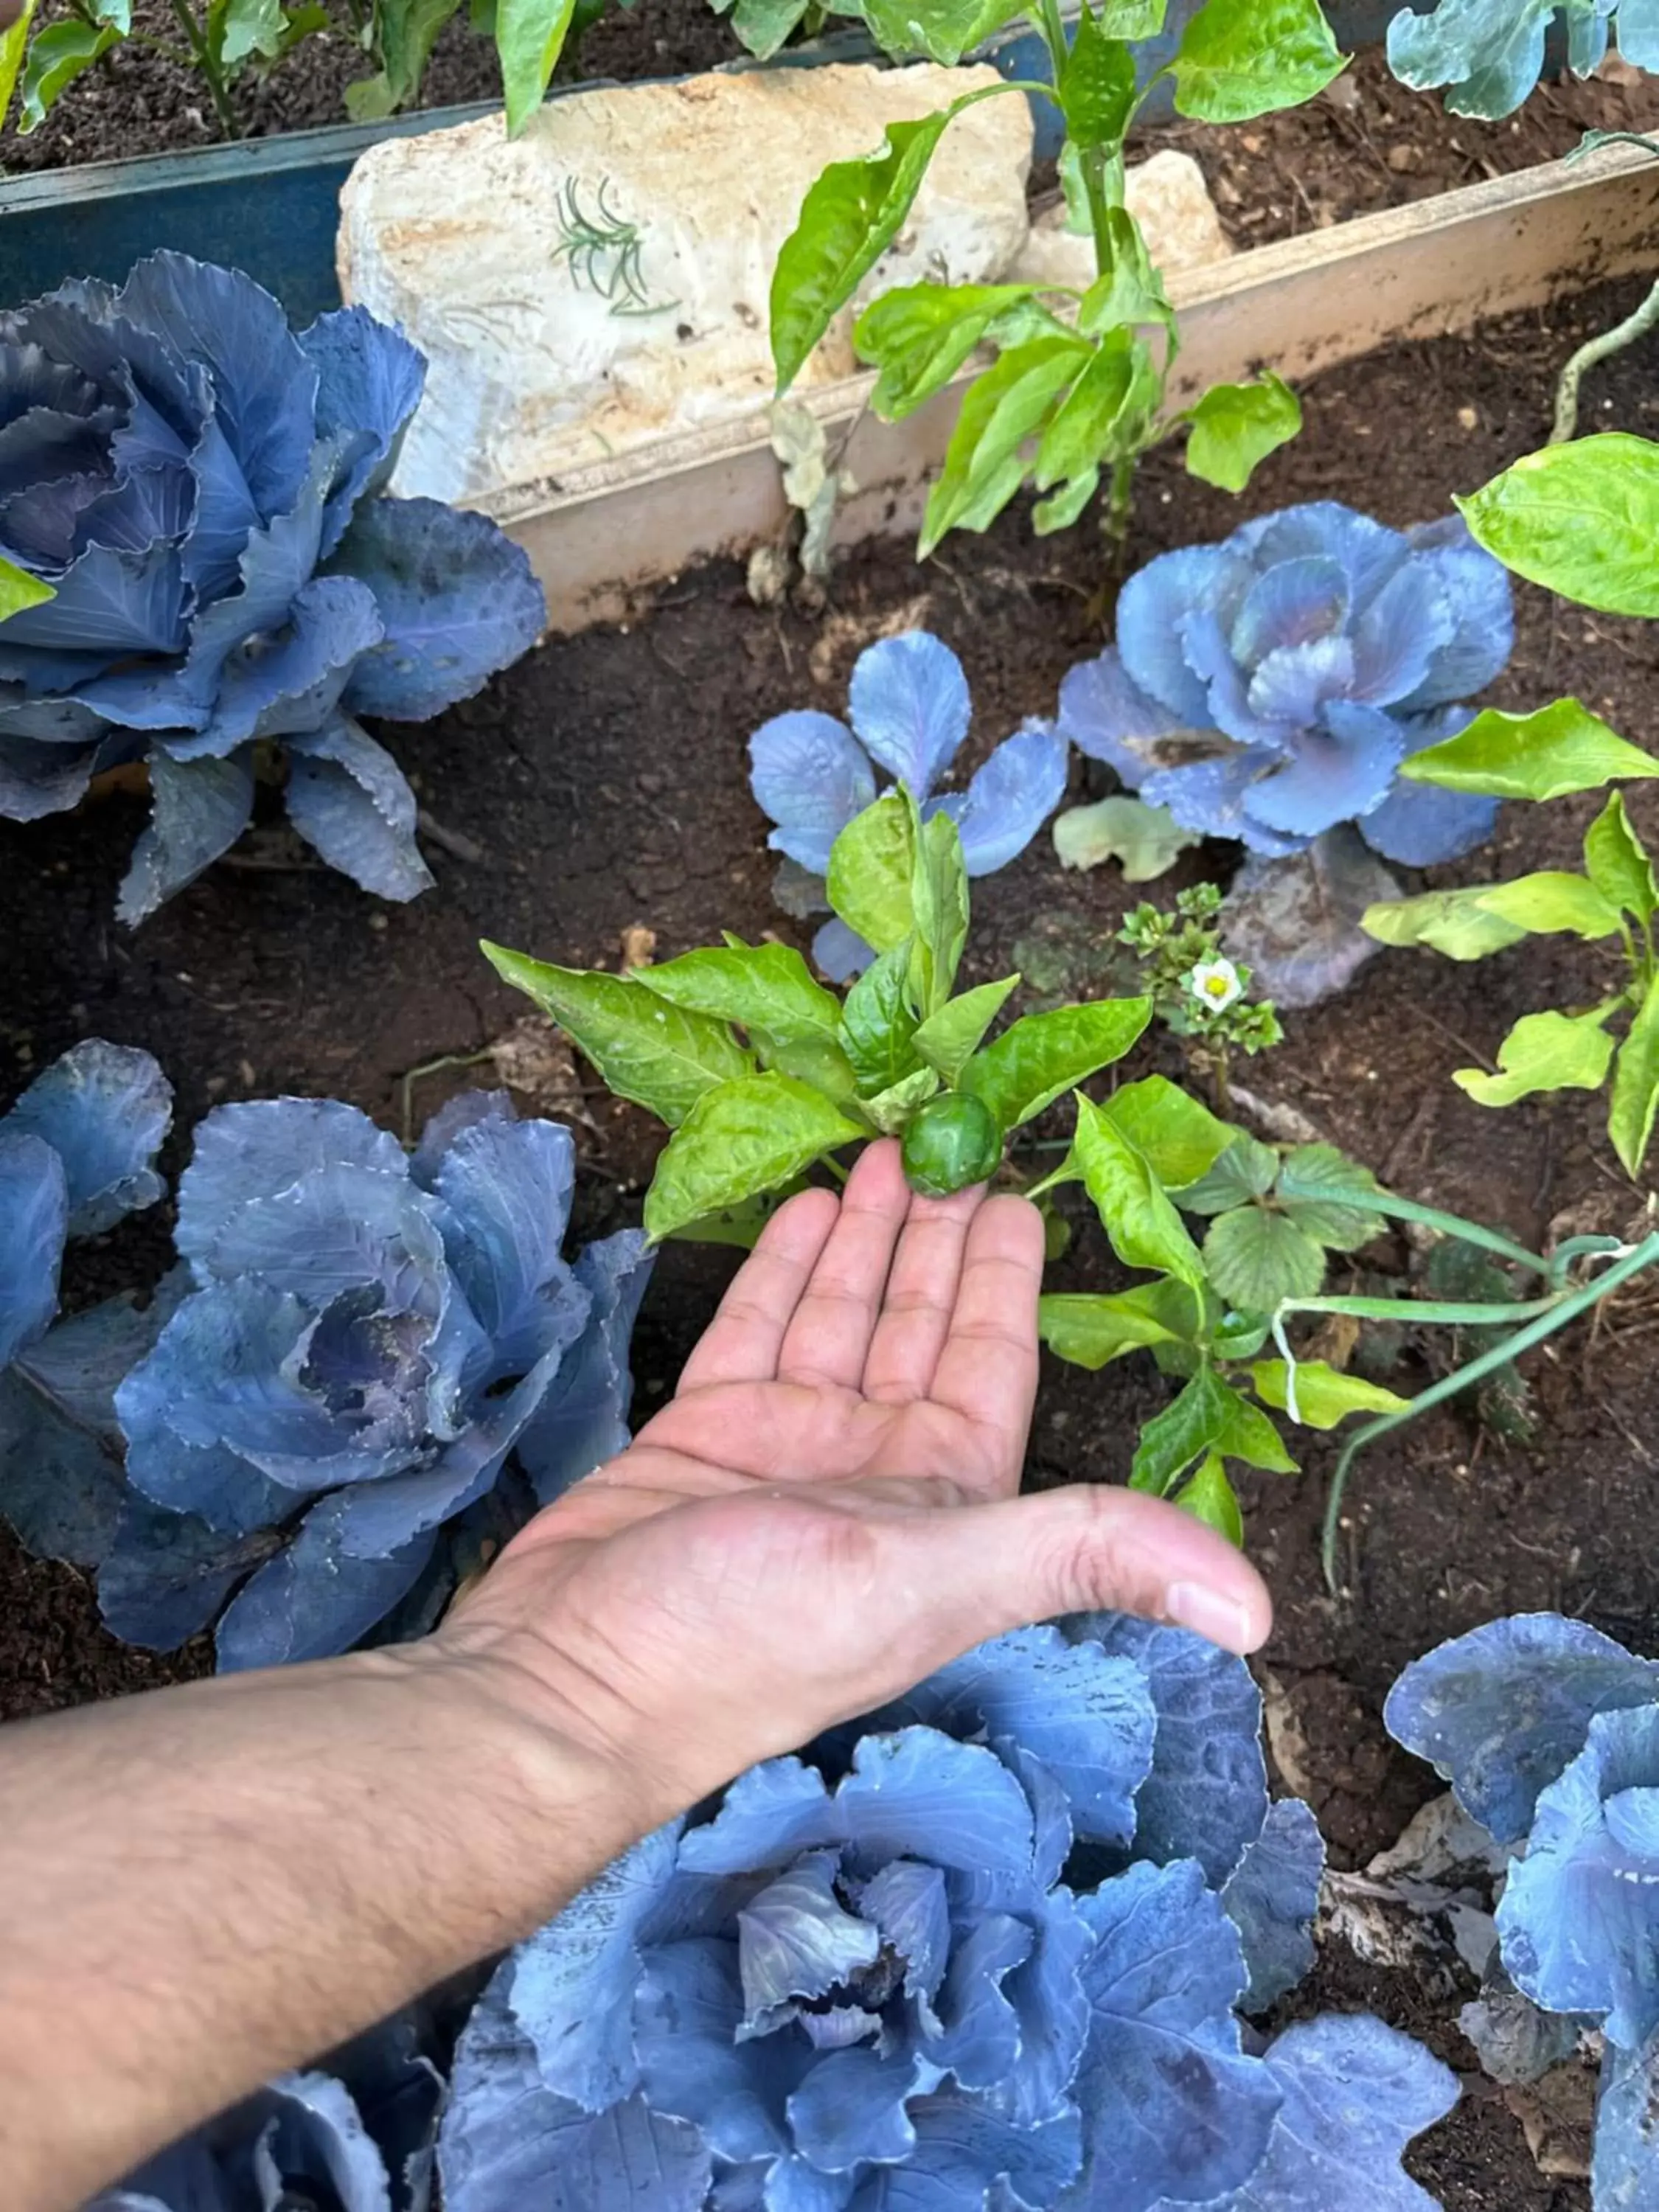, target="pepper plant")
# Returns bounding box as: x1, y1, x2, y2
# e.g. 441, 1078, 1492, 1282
769, 0, 1341, 552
